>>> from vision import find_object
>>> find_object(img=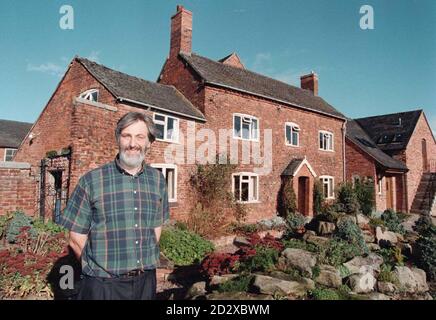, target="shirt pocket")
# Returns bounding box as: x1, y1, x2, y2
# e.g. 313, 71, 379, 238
142, 192, 163, 227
